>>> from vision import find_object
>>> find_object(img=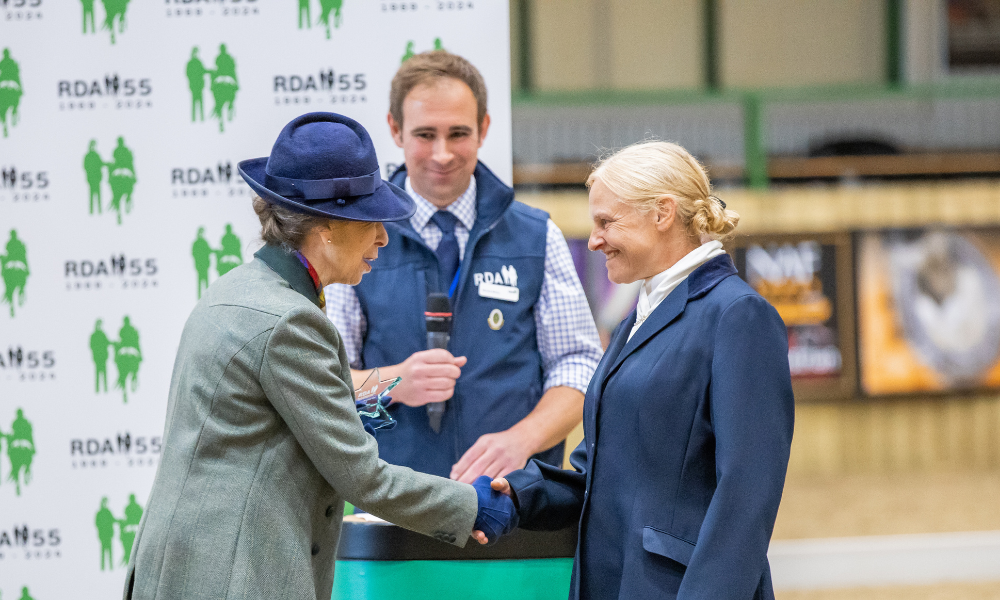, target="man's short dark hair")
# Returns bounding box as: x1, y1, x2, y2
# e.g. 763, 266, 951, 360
389, 50, 488, 129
